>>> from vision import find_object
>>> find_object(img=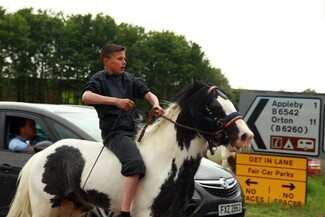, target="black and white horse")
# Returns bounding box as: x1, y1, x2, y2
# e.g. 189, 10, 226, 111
7, 80, 253, 217
206, 145, 241, 172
